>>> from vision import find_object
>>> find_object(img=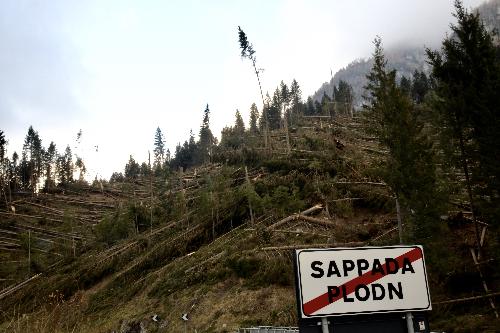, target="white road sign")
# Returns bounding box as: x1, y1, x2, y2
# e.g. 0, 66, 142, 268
294, 246, 431, 318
